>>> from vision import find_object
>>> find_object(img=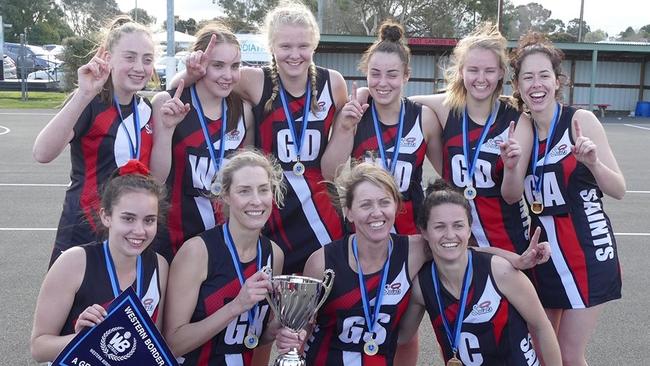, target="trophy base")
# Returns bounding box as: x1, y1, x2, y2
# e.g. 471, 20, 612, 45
273, 349, 305, 366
